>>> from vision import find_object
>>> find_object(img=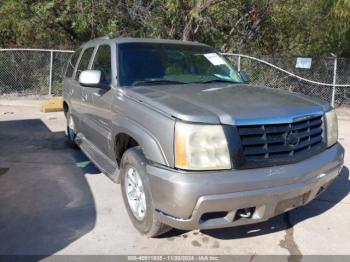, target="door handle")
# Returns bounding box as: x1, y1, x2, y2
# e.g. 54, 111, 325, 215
82, 93, 88, 102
